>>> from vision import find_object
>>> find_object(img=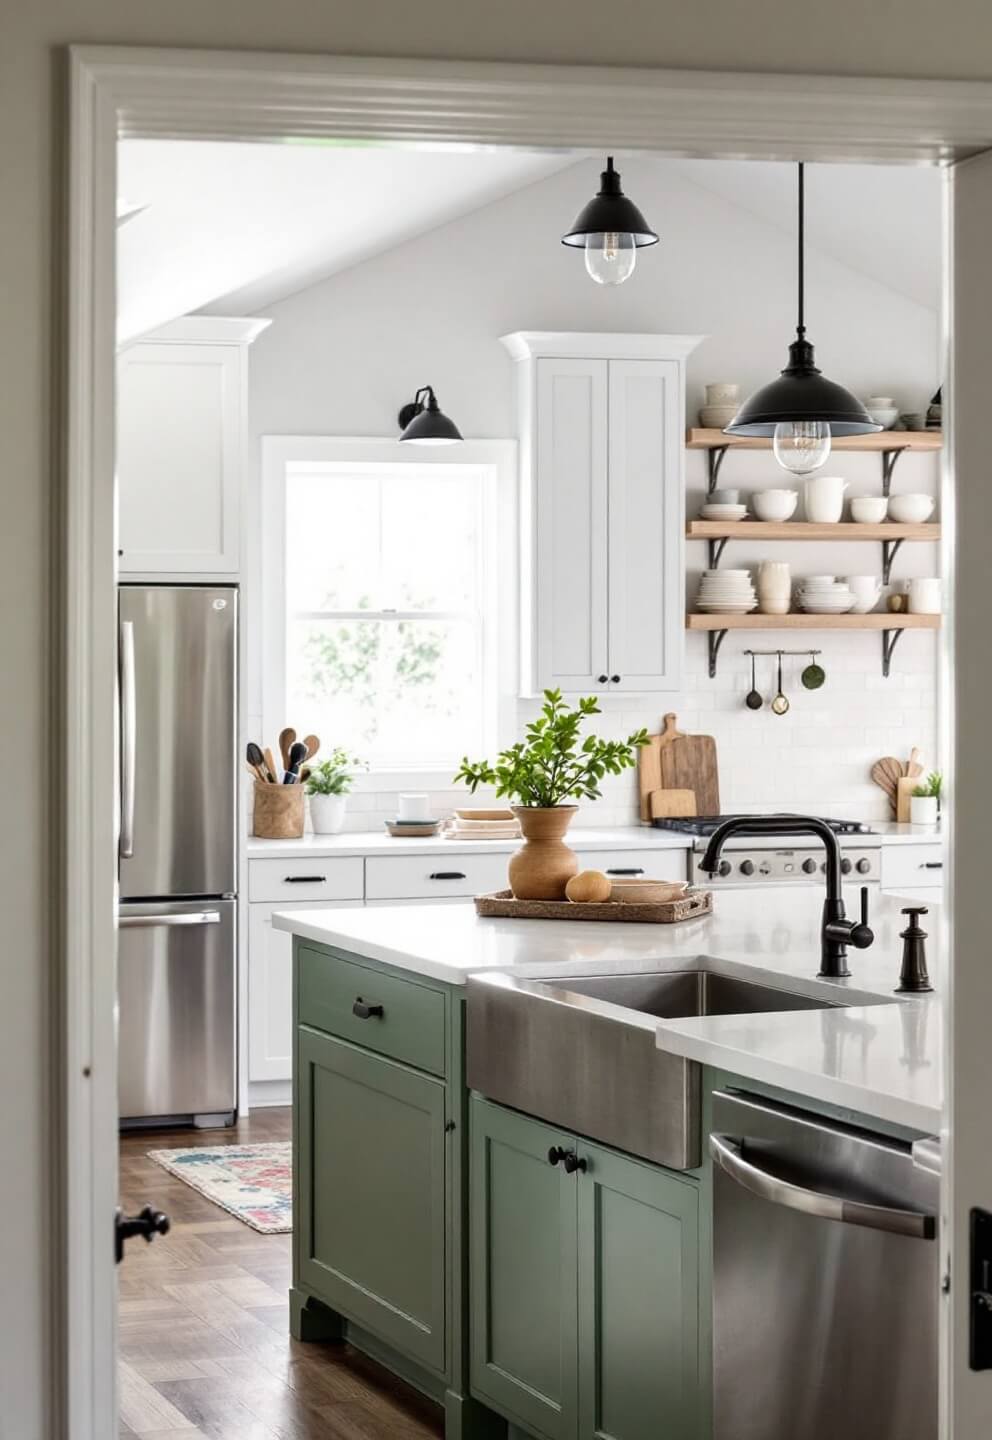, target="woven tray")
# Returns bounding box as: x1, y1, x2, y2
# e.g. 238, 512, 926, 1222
473, 888, 713, 924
